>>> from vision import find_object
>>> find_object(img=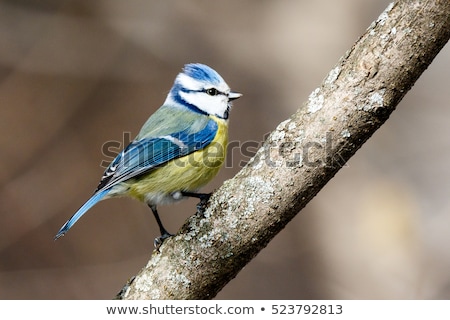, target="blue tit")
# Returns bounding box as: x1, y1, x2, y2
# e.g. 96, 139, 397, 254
55, 63, 242, 245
